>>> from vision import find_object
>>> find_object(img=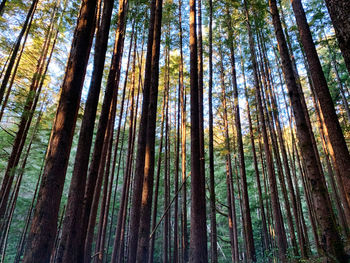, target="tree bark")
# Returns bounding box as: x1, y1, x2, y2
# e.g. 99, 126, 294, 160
208, 0, 217, 261
78, 1, 128, 260
56, 0, 114, 260
324, 0, 350, 74
22, 0, 97, 261
244, 1, 288, 260
128, 0, 163, 260
269, 0, 347, 260
292, 0, 350, 215
189, 0, 208, 261
218, 49, 239, 263
225, 5, 256, 261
